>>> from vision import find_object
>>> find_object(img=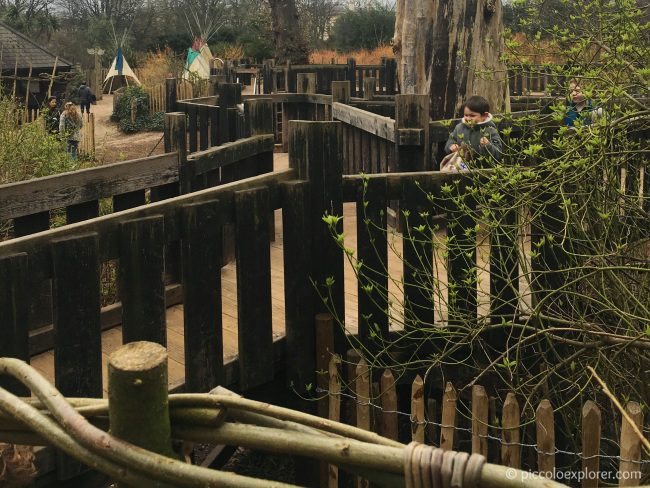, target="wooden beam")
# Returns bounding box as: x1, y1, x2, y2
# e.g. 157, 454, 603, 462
0, 153, 179, 221
332, 102, 395, 142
